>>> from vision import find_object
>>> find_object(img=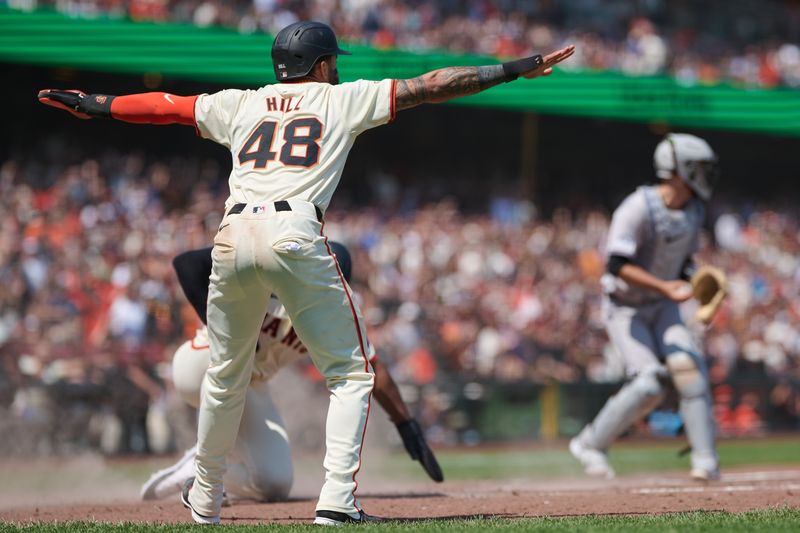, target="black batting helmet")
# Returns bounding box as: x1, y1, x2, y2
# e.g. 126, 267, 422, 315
328, 241, 352, 283
271, 21, 351, 82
